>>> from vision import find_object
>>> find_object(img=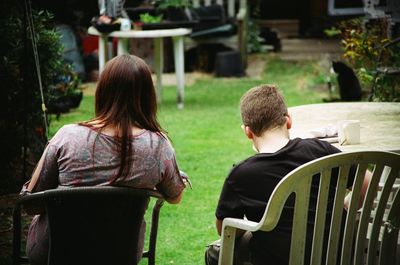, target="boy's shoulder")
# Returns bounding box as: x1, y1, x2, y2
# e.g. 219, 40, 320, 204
228, 138, 339, 171
295, 137, 340, 152
231, 138, 339, 170
227, 153, 261, 178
